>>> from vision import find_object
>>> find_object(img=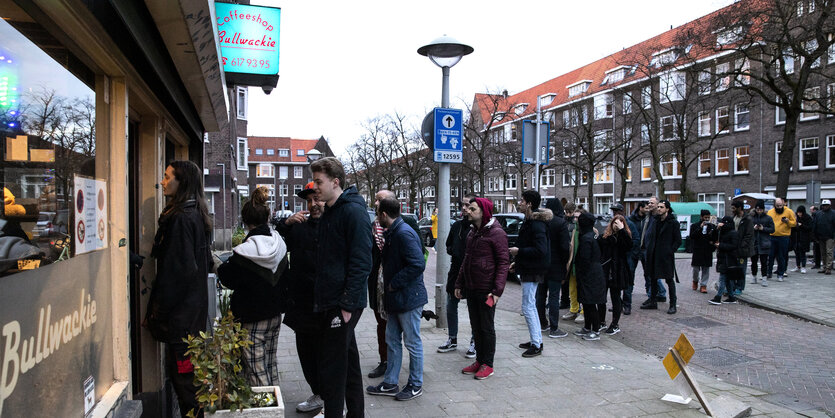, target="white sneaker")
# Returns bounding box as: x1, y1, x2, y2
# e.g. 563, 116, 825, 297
297, 394, 324, 413
574, 313, 585, 323
790, 267, 799, 272
801, 268, 807, 274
